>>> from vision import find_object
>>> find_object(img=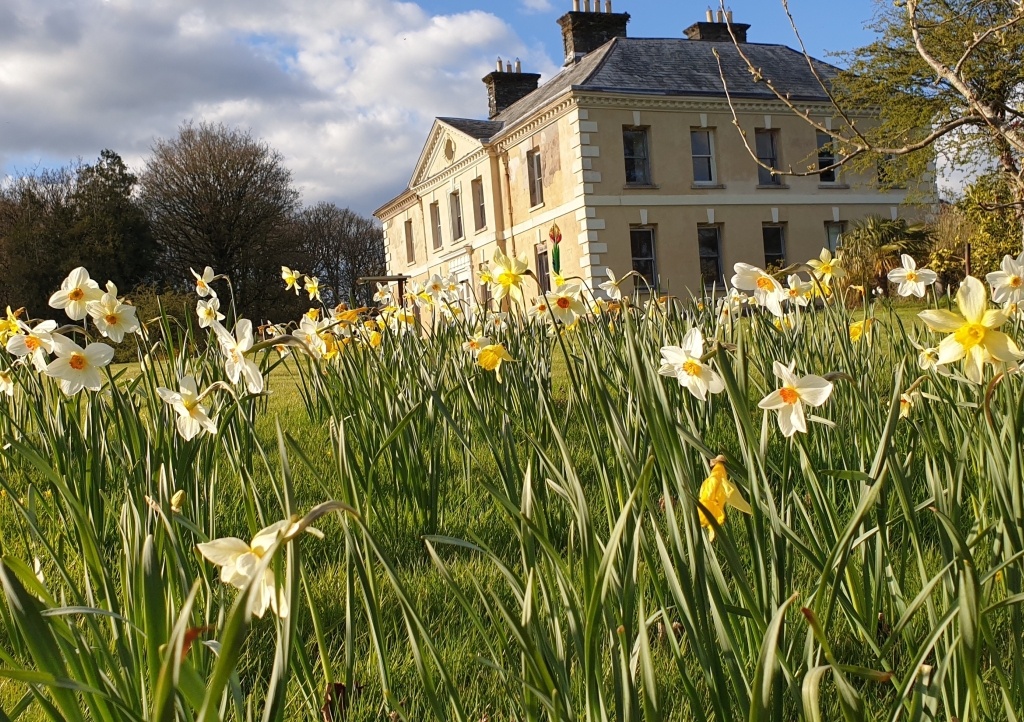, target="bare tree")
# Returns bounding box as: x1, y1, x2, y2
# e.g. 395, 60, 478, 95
140, 121, 301, 319
293, 202, 384, 308
714, 0, 1024, 242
